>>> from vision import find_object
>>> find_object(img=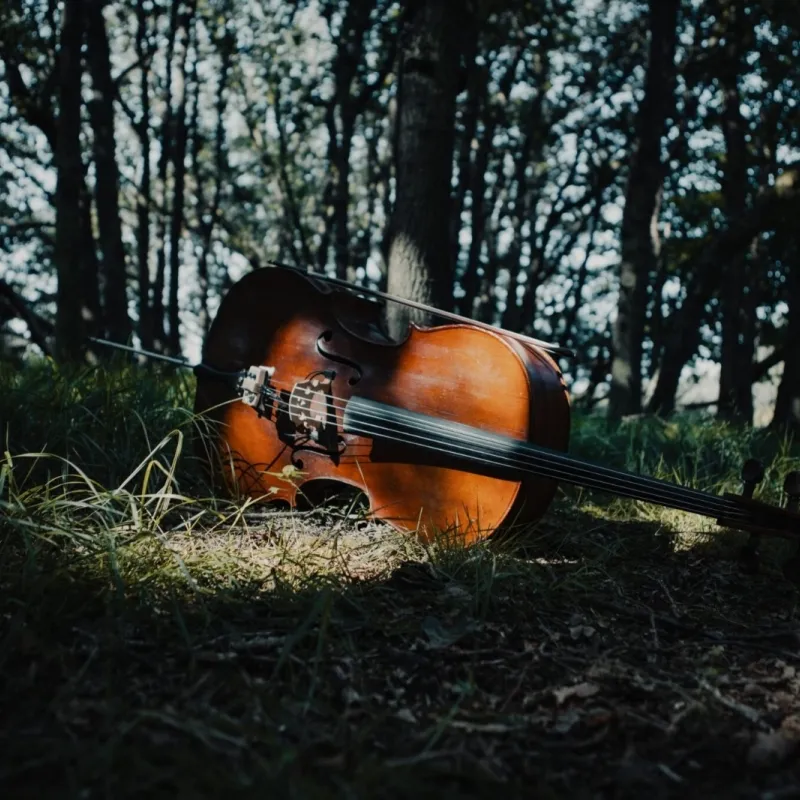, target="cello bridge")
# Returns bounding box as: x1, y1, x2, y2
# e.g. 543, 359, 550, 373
288, 371, 338, 442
